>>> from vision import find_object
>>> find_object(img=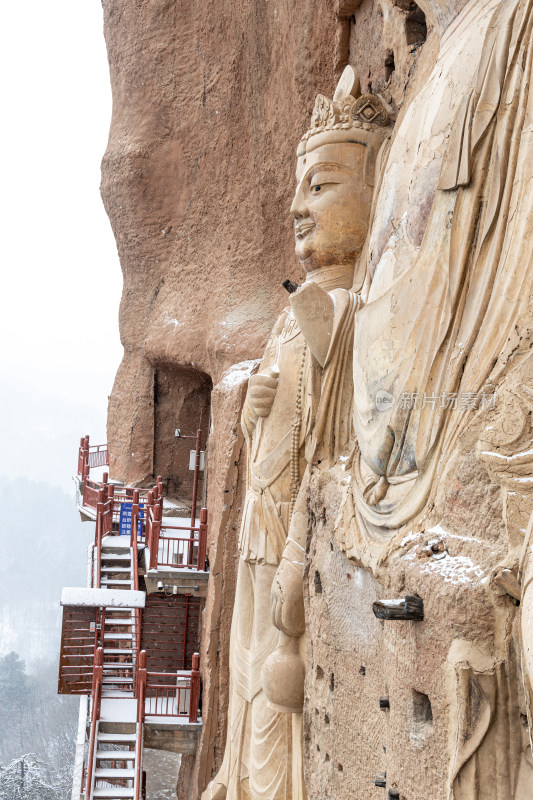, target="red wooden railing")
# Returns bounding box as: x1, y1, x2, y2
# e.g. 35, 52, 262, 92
136, 651, 200, 722
190, 652, 200, 723
86, 451, 207, 583
78, 435, 109, 483
147, 506, 207, 571
85, 646, 103, 798
83, 479, 101, 512
85, 471, 161, 520
134, 651, 146, 800
131, 491, 142, 672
